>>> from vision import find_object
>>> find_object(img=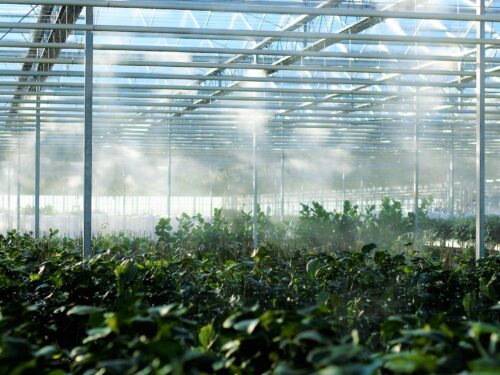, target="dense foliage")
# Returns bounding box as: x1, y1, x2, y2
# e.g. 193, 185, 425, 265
293, 198, 500, 251
0, 200, 499, 374
426, 215, 500, 250
153, 198, 499, 253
